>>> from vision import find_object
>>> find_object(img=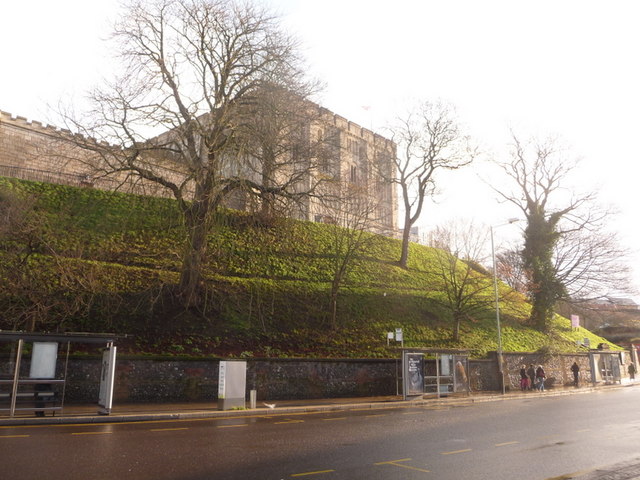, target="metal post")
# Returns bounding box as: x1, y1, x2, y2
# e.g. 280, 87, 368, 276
60, 341, 71, 413
10, 339, 23, 418
490, 226, 505, 395
435, 353, 441, 399
491, 218, 519, 395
